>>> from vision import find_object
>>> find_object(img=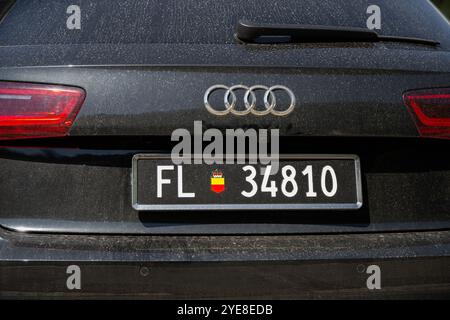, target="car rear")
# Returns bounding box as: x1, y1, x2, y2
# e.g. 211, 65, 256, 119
0, 0, 449, 299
